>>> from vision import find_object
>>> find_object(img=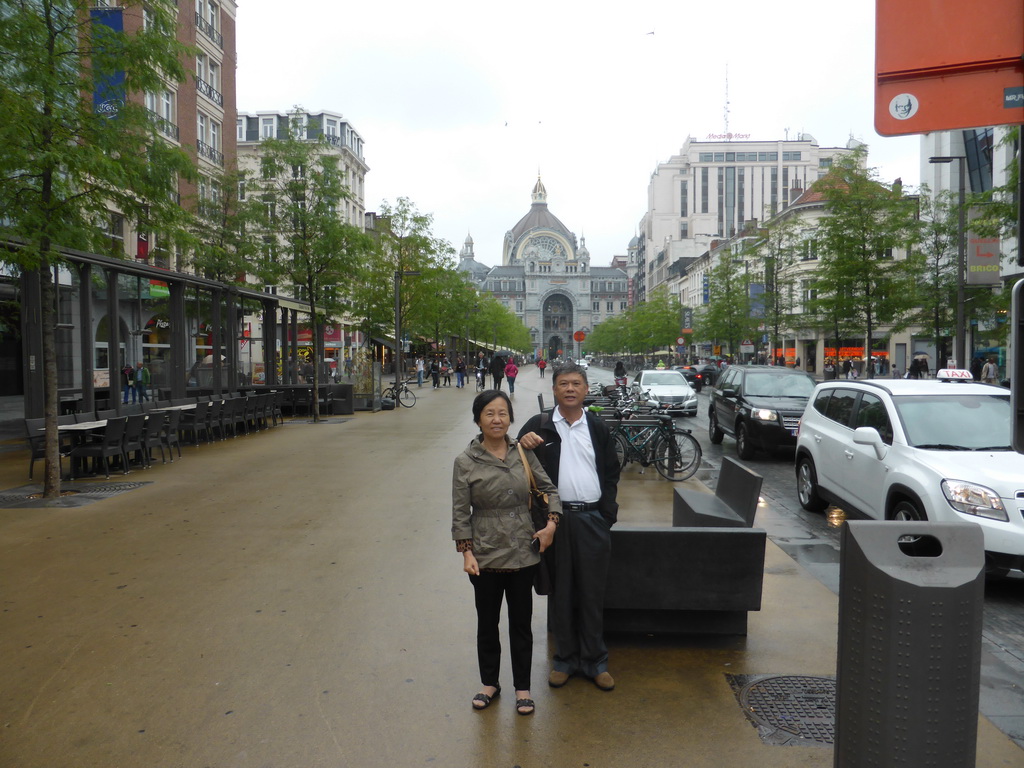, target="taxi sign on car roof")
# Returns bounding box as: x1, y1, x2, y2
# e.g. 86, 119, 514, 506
935, 368, 974, 381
